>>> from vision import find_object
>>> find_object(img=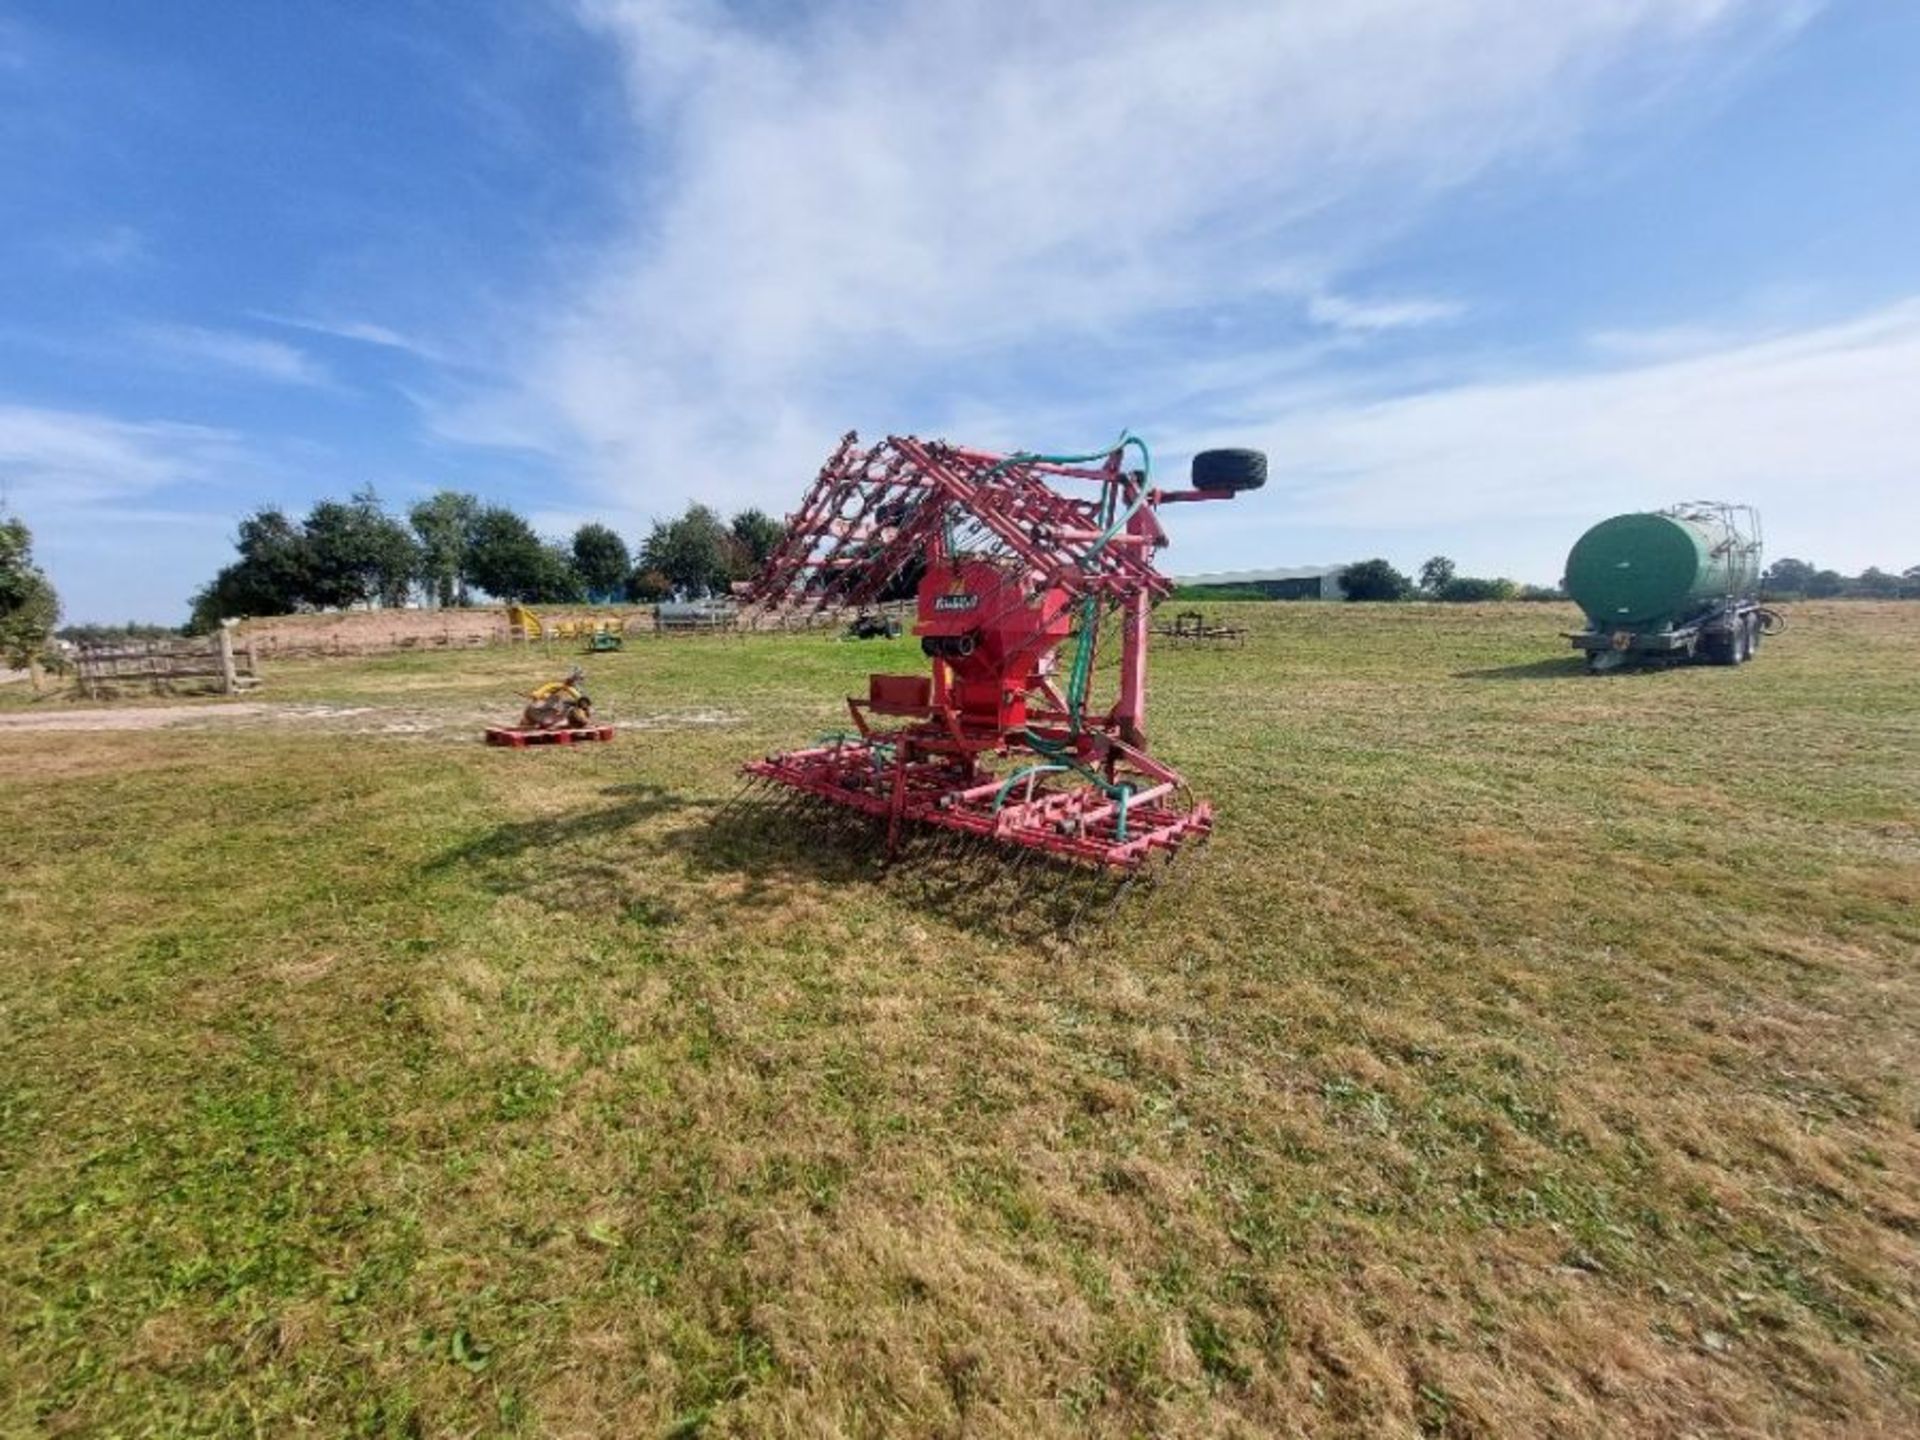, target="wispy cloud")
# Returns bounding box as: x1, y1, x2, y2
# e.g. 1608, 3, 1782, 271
64, 223, 148, 270
0, 404, 256, 621
0, 403, 244, 512
140, 324, 331, 387
1172, 297, 1920, 577
1307, 293, 1466, 333
249, 311, 451, 364
440, 0, 1807, 514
